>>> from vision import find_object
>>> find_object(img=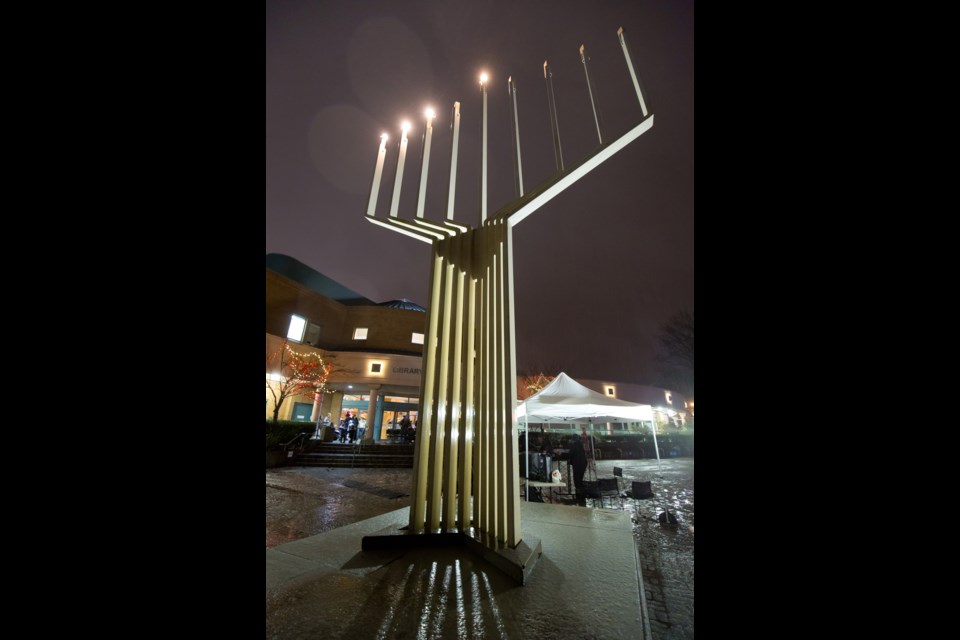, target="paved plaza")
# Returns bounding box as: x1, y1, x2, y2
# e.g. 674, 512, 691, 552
267, 457, 693, 639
